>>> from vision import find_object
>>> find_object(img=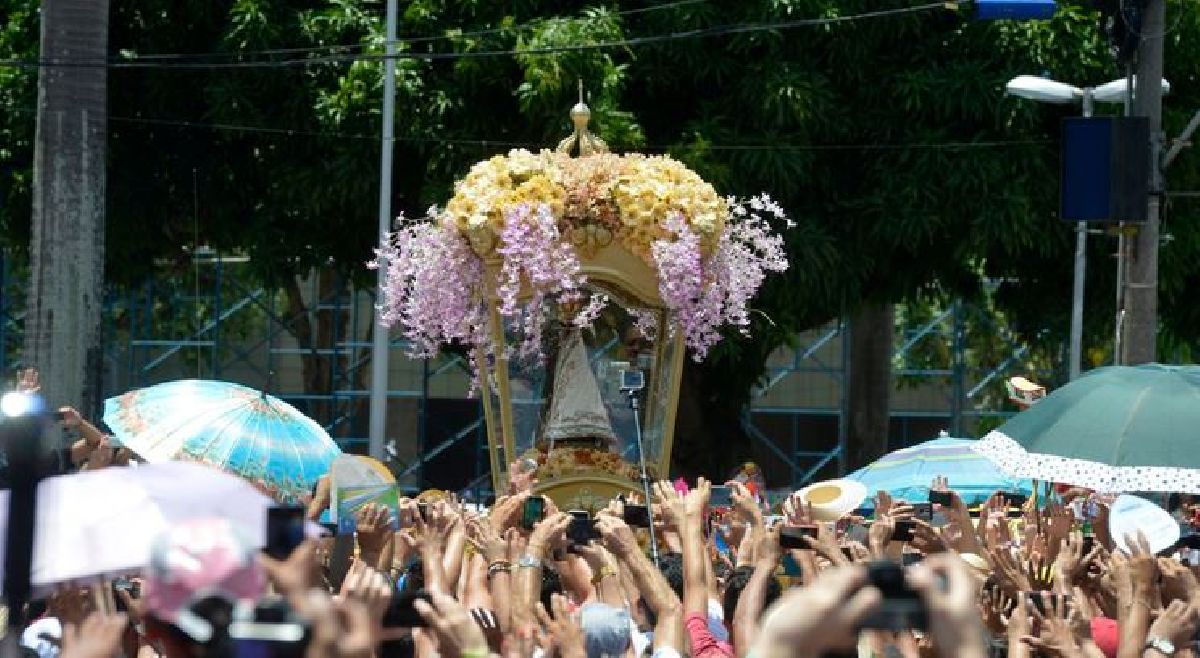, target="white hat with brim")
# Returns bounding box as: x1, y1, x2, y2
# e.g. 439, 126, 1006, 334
796, 479, 869, 522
